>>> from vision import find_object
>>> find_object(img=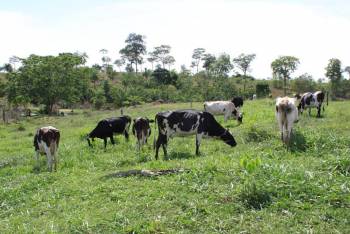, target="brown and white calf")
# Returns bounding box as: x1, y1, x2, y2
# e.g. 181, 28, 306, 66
33, 126, 60, 171
132, 117, 154, 150
204, 101, 243, 123
276, 97, 299, 144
